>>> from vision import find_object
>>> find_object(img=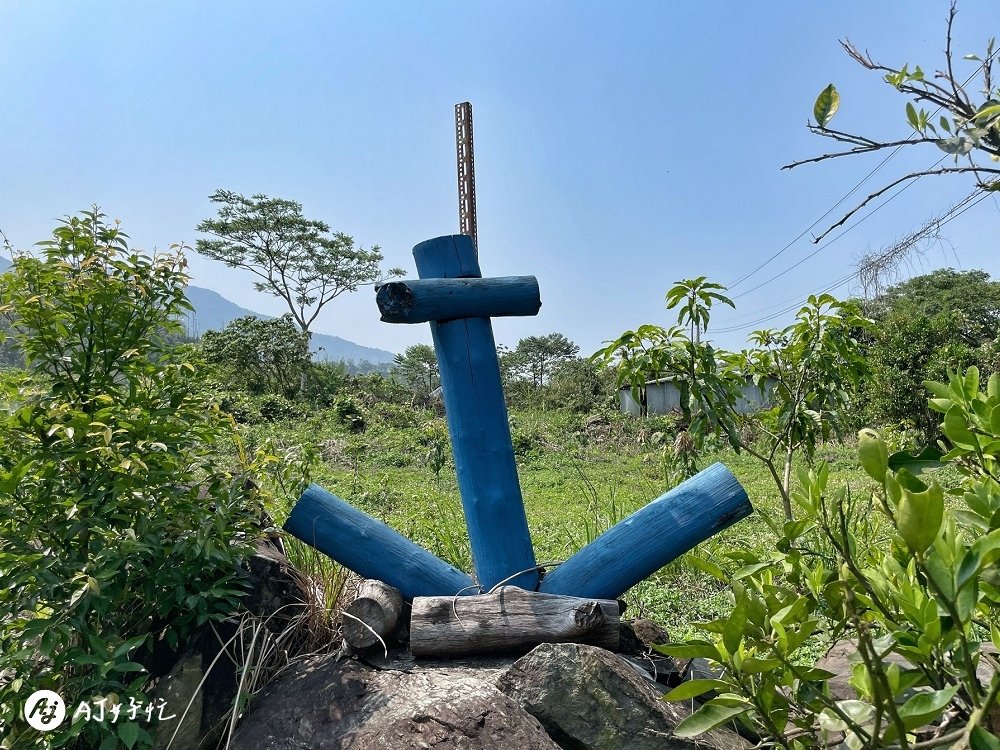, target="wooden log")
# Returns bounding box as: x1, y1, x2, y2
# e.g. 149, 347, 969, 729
409, 587, 619, 657
376, 276, 541, 324
283, 484, 476, 601
412, 235, 539, 592
539, 463, 753, 600
342, 580, 404, 650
